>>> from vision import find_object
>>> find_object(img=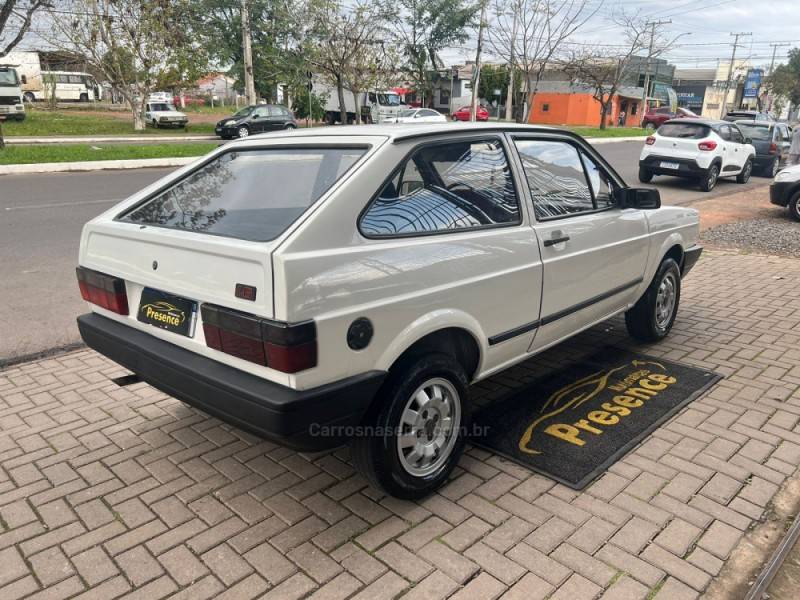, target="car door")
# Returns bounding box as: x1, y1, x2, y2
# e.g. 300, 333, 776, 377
264, 105, 286, 131
717, 125, 737, 172
510, 135, 650, 352
250, 106, 269, 132
728, 124, 748, 170
778, 124, 792, 165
